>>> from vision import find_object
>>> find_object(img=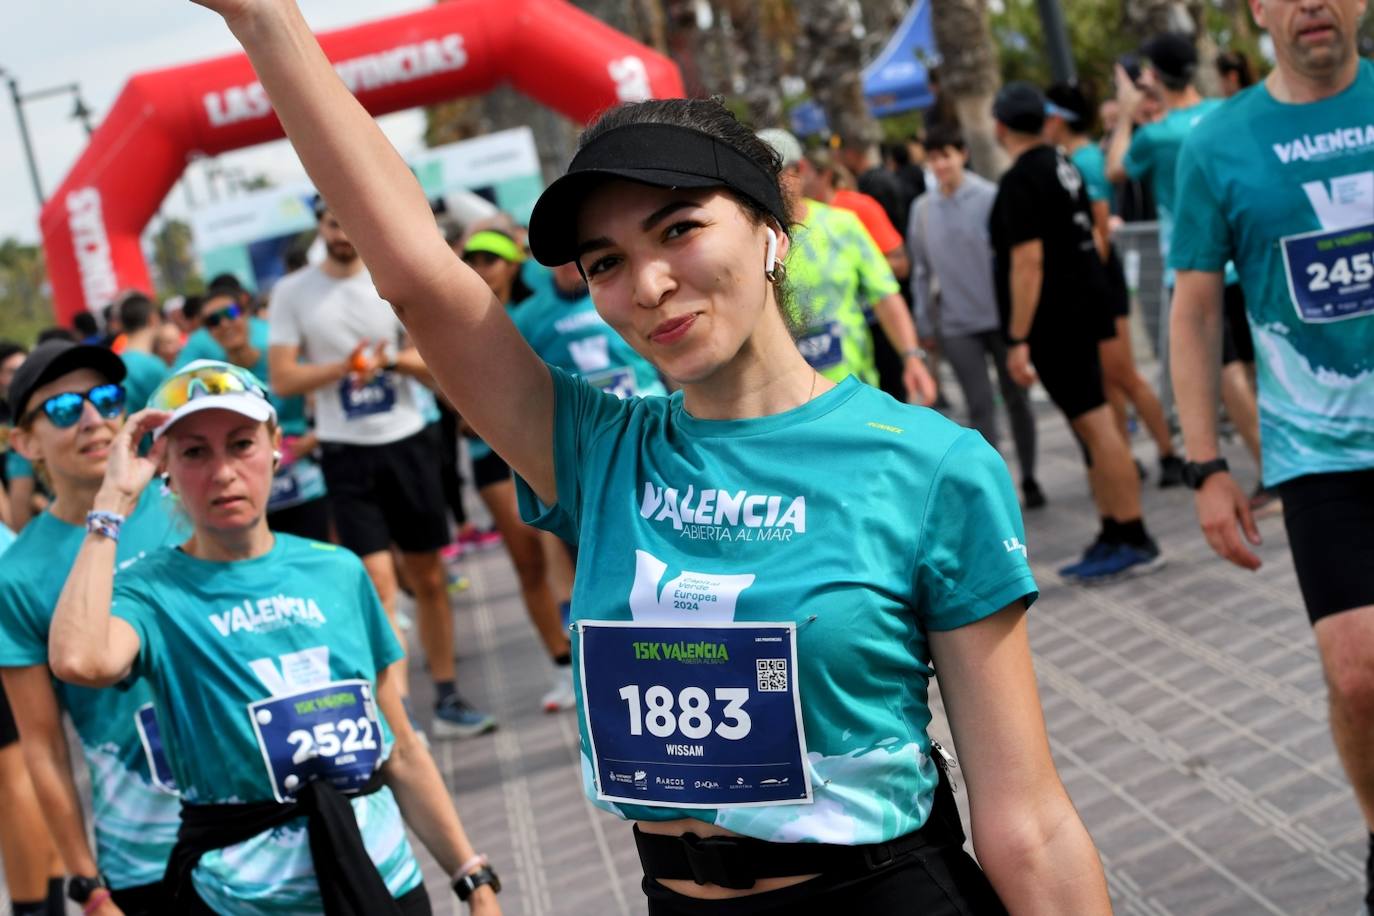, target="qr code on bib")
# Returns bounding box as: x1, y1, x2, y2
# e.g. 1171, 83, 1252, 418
756, 659, 788, 692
